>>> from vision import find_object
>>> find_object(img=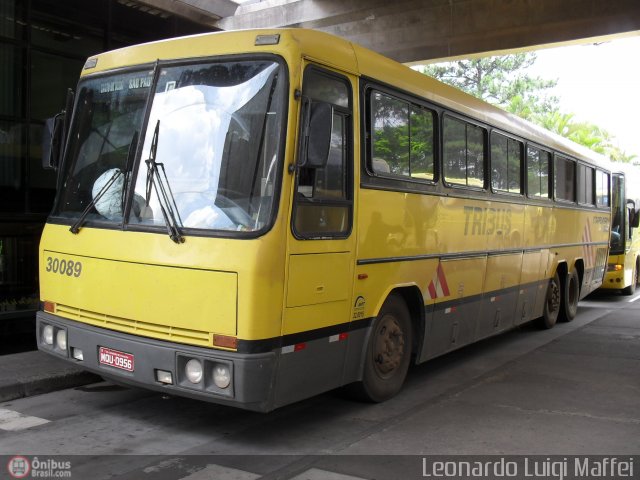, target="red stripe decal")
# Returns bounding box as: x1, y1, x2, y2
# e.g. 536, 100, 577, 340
428, 281, 437, 299
437, 263, 450, 296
